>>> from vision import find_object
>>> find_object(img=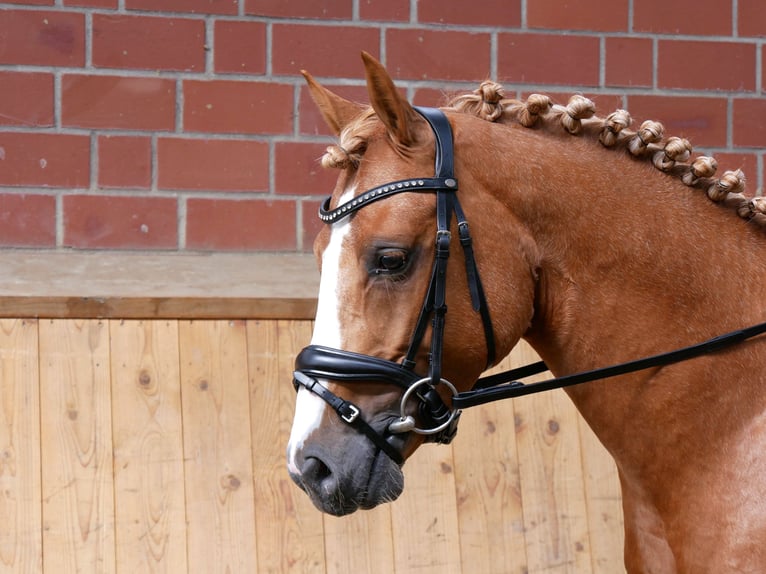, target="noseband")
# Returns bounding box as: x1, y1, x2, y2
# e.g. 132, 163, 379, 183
293, 107, 495, 465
